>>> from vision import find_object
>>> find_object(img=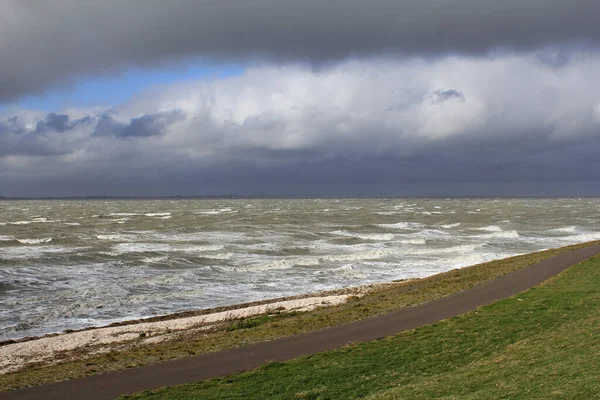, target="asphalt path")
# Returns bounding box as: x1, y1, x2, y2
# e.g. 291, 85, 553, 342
3, 243, 600, 400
